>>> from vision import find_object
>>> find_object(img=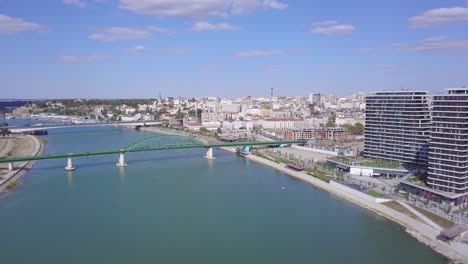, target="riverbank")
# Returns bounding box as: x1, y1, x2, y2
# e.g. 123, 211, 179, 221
0, 135, 45, 193
141, 126, 467, 263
